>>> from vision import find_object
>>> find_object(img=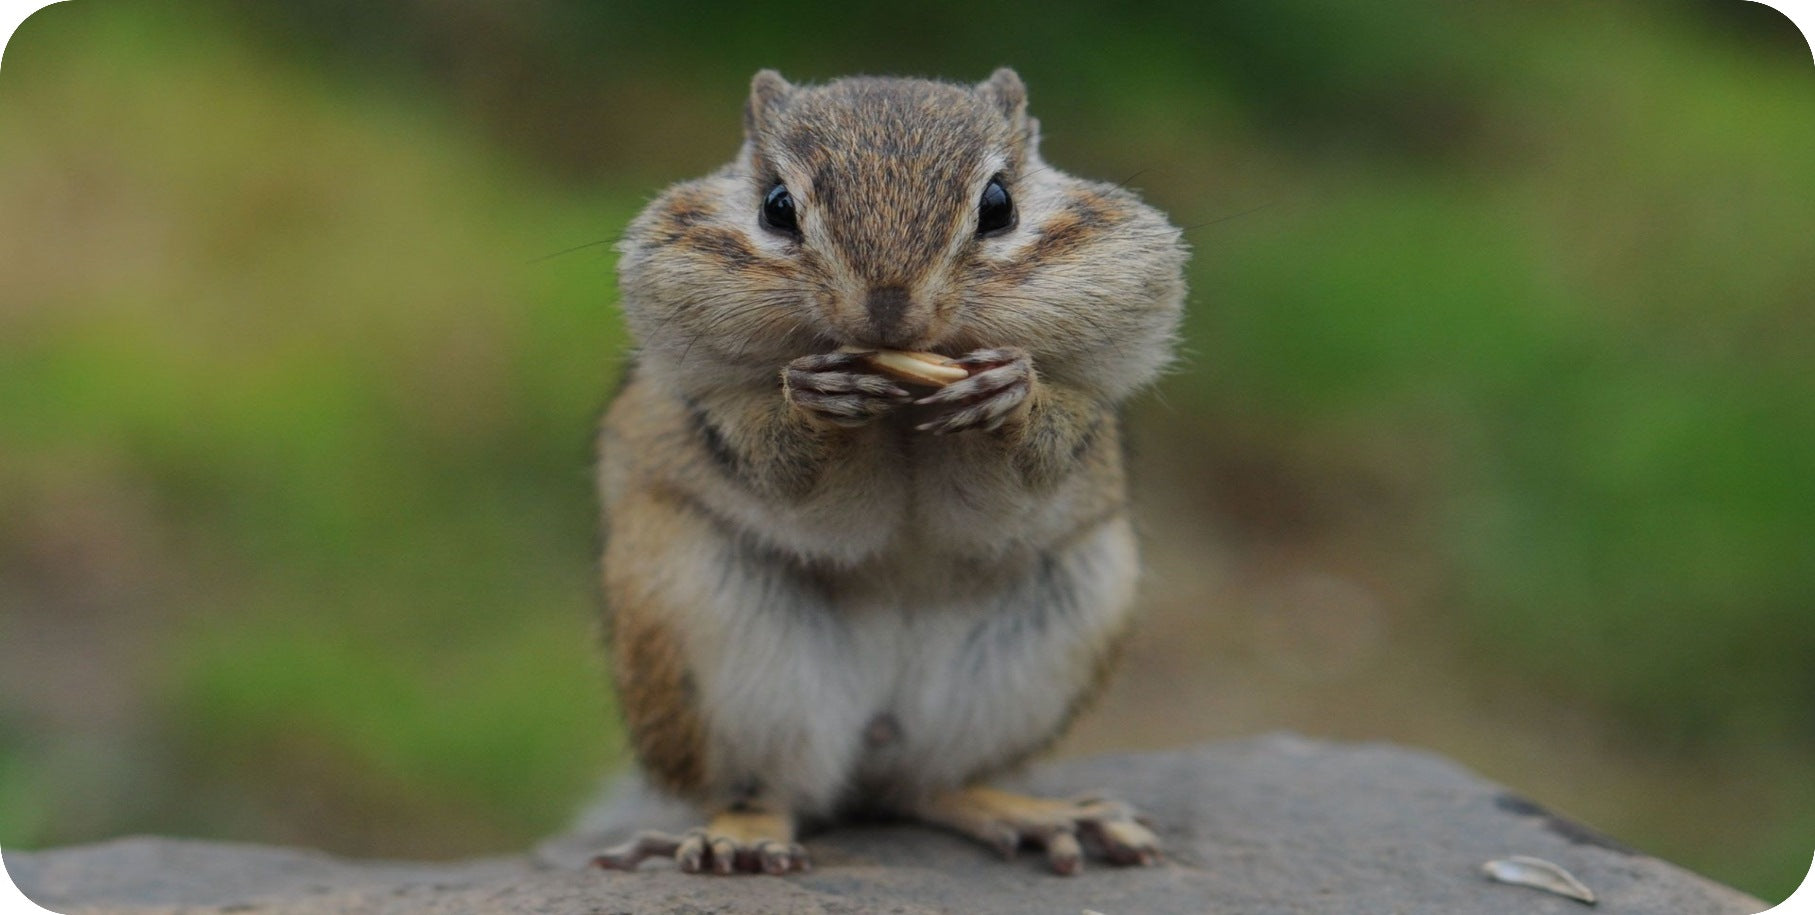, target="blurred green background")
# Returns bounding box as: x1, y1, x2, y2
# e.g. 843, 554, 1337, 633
1, 0, 1810, 900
